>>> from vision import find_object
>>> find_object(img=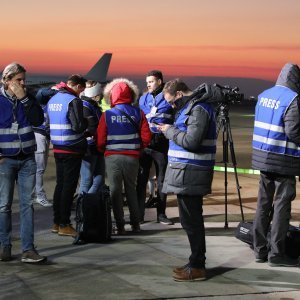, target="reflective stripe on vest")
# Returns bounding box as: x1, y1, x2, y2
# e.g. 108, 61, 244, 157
105, 104, 141, 151
168, 102, 216, 167
252, 85, 300, 157
48, 92, 85, 146
139, 91, 173, 133
0, 95, 36, 156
